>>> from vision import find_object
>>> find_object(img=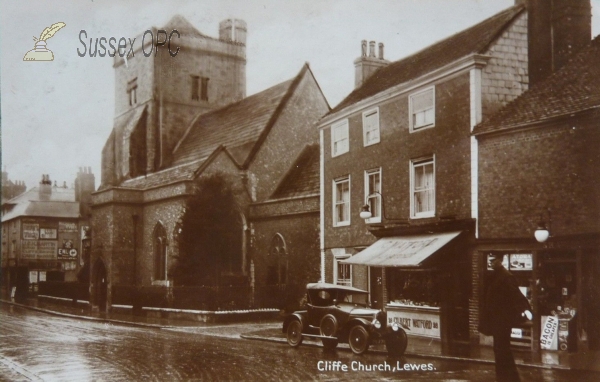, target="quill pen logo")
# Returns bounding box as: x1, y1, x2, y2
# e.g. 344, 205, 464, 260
23, 22, 66, 61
